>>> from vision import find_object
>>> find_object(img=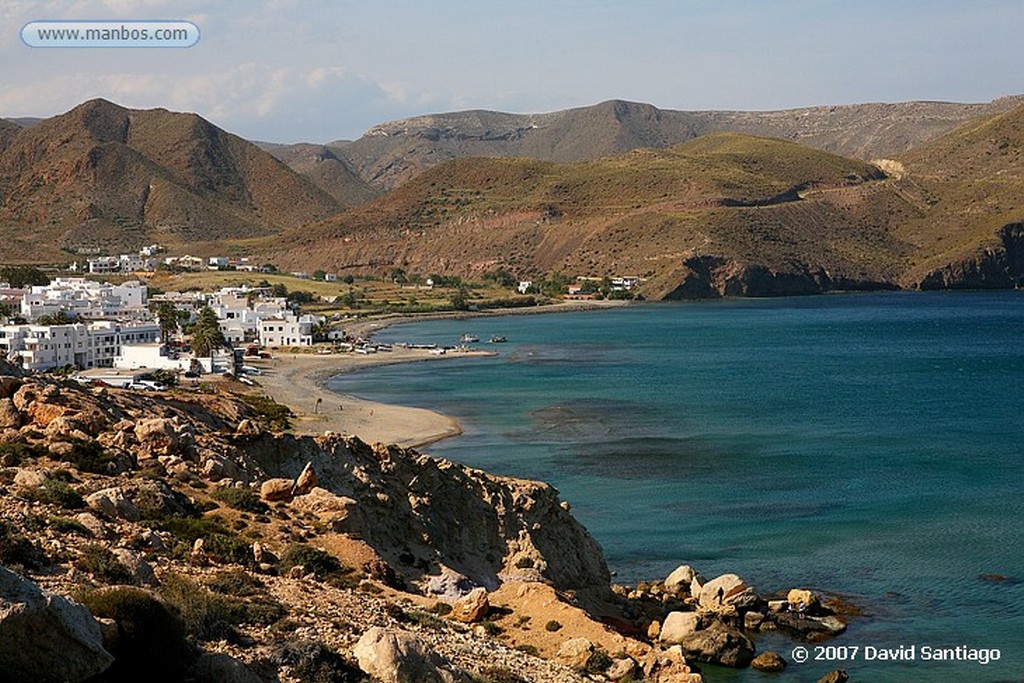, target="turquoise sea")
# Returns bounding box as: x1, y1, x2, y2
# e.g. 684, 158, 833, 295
328, 292, 1024, 682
